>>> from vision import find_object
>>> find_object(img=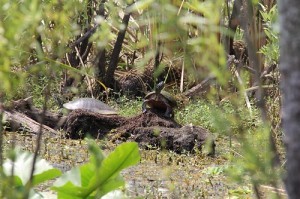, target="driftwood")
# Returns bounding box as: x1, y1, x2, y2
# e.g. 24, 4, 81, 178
3, 110, 57, 137
3, 96, 65, 129
183, 76, 216, 98
183, 55, 237, 99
